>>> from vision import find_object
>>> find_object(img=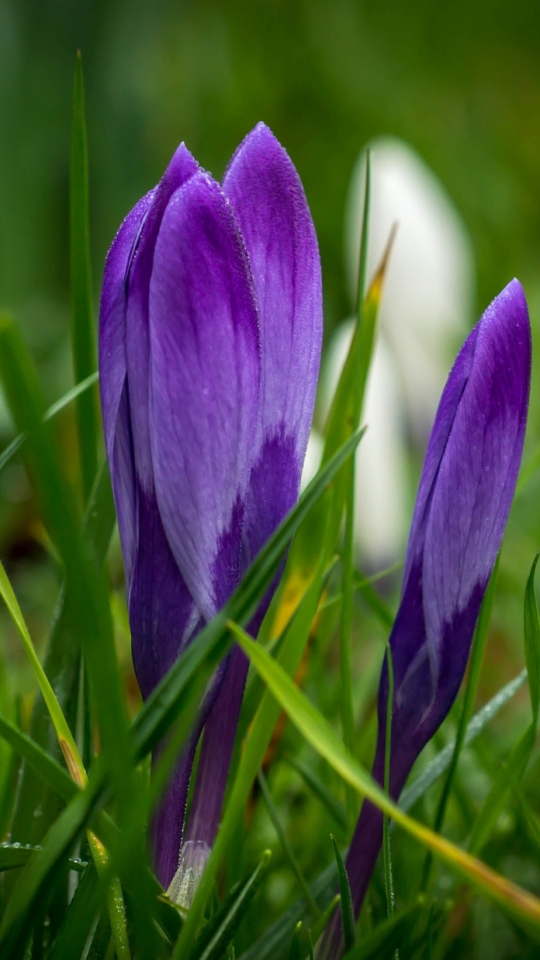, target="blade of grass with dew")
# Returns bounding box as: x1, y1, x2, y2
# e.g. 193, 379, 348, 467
468, 555, 540, 857
70, 52, 98, 502
237, 859, 339, 960
172, 530, 332, 959
46, 864, 101, 960
258, 769, 319, 917
399, 669, 527, 813
233, 627, 540, 937
0, 316, 151, 956
331, 836, 355, 951
420, 559, 499, 891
